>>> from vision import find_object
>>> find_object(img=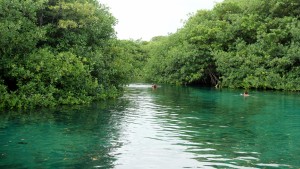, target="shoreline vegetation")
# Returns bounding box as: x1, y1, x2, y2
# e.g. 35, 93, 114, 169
1, 0, 300, 110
